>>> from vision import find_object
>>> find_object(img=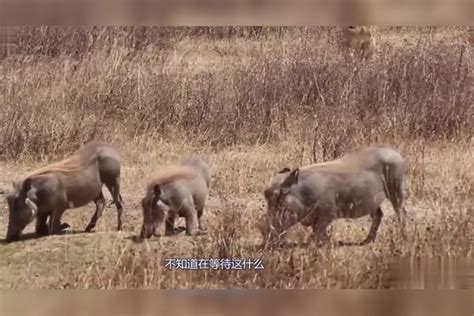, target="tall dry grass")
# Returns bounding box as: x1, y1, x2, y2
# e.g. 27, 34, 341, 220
0, 27, 472, 289
1, 26, 471, 160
